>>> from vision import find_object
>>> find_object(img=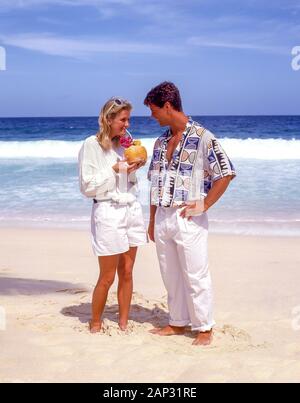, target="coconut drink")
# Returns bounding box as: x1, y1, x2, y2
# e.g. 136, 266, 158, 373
120, 131, 147, 164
